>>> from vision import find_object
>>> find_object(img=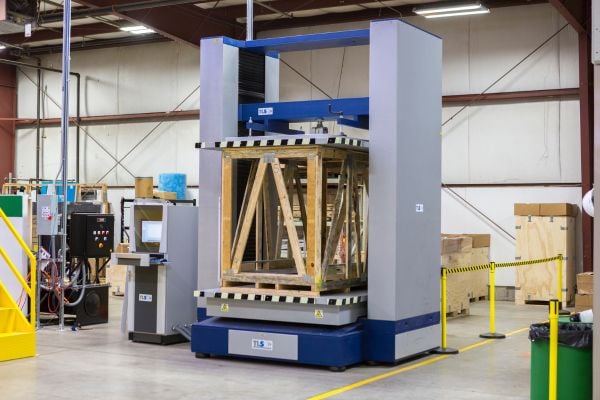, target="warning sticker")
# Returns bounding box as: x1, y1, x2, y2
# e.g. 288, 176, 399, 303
220, 303, 229, 312
314, 309, 324, 319
41, 206, 51, 220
